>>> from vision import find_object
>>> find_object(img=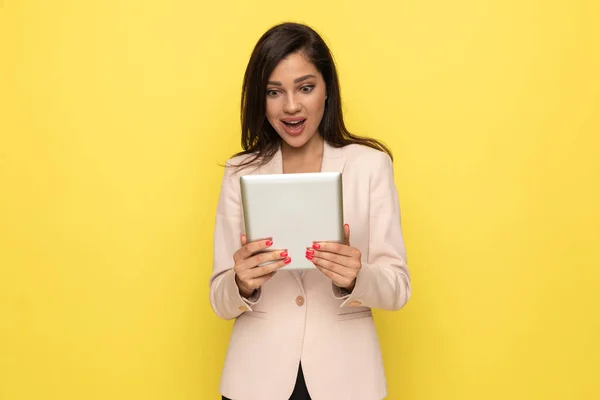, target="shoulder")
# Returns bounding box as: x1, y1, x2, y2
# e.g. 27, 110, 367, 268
340, 143, 392, 169
339, 144, 397, 194
223, 153, 261, 179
